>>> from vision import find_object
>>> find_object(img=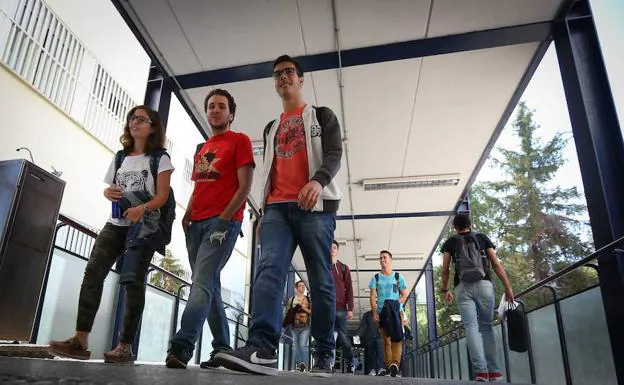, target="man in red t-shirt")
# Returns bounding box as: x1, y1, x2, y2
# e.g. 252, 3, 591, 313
166, 89, 255, 370
216, 55, 343, 377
